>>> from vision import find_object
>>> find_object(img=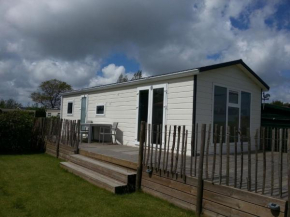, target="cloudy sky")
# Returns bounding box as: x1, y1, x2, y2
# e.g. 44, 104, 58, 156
0, 0, 289, 105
